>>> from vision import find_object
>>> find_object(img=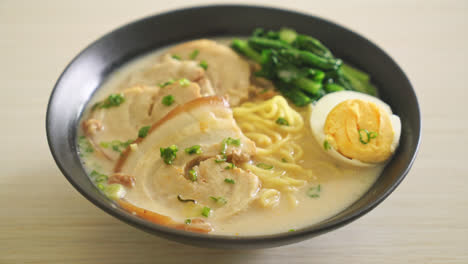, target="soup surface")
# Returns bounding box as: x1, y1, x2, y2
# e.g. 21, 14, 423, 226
79, 35, 399, 236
